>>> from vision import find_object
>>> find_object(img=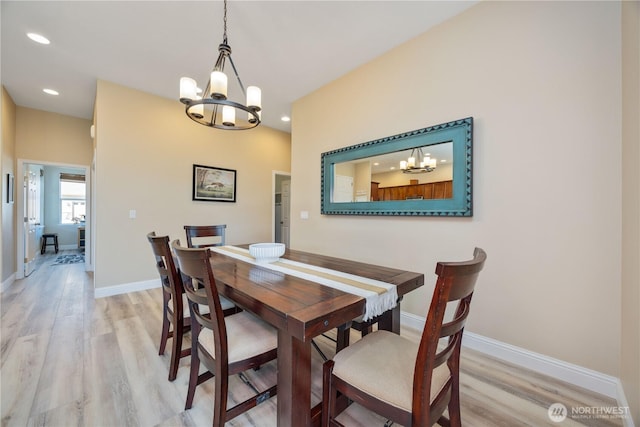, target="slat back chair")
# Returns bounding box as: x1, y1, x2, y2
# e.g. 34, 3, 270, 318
146, 232, 191, 381
171, 240, 278, 425
323, 248, 487, 427
184, 224, 239, 317
184, 224, 226, 248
